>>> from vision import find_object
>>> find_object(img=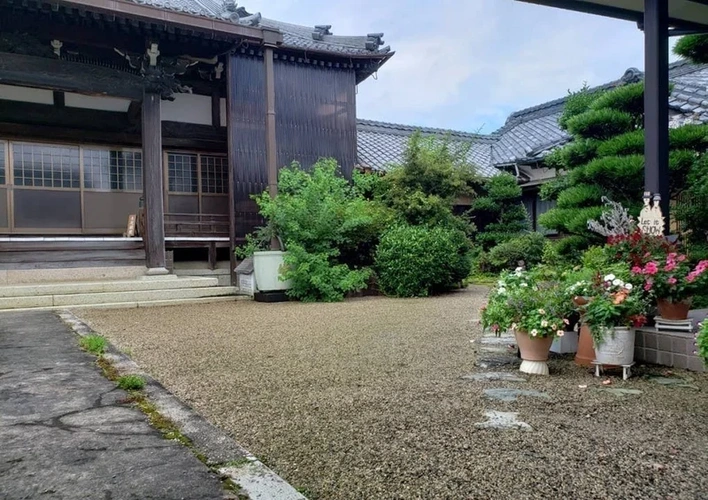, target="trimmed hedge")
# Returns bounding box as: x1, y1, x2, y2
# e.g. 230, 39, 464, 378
674, 34, 708, 63
565, 108, 634, 140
